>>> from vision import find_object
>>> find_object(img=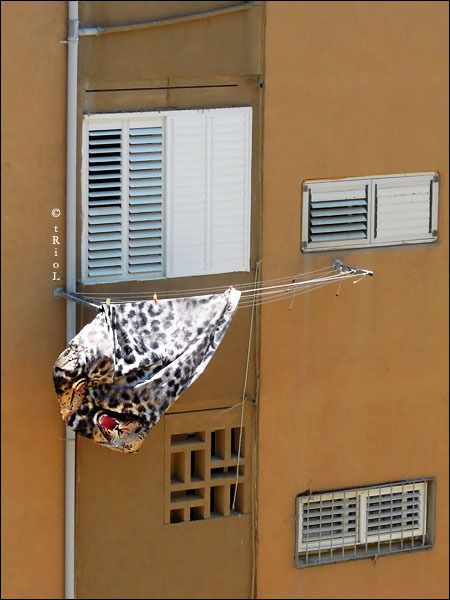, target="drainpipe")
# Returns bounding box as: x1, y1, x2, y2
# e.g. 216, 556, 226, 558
65, 1, 78, 598
77, 1, 254, 36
